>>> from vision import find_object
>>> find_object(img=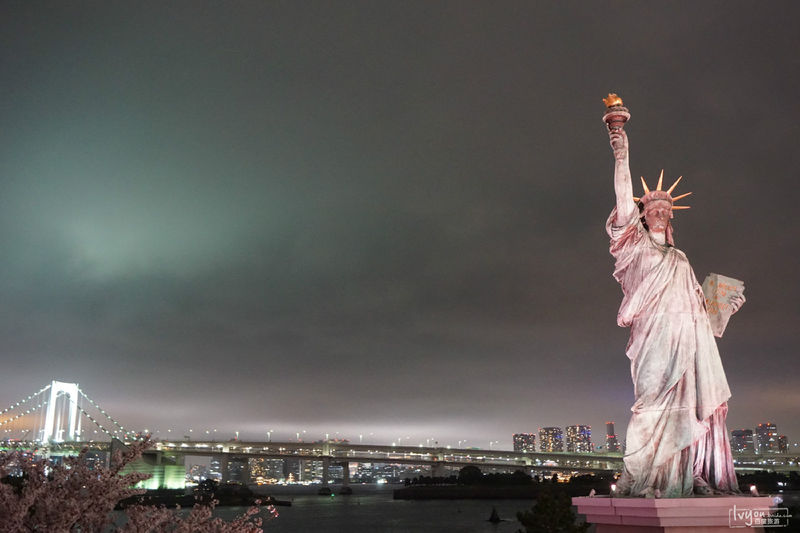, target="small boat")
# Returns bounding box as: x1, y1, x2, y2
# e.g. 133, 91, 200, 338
261, 496, 292, 507
487, 507, 503, 524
